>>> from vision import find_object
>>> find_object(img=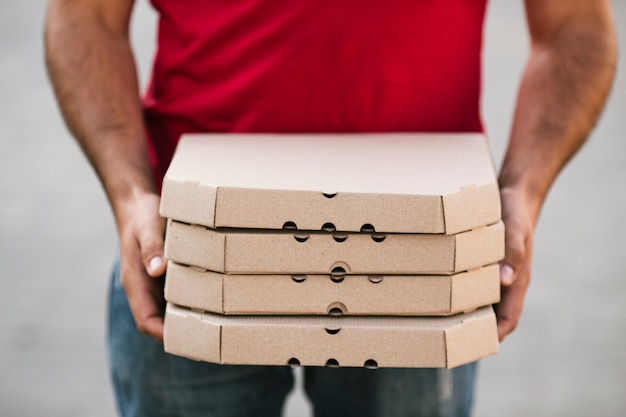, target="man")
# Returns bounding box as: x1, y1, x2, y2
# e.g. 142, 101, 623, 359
45, 1, 617, 416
